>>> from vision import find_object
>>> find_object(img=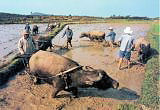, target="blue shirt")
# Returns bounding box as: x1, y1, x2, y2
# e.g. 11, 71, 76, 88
25, 24, 31, 33
118, 34, 134, 52
106, 31, 116, 42
63, 29, 73, 39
